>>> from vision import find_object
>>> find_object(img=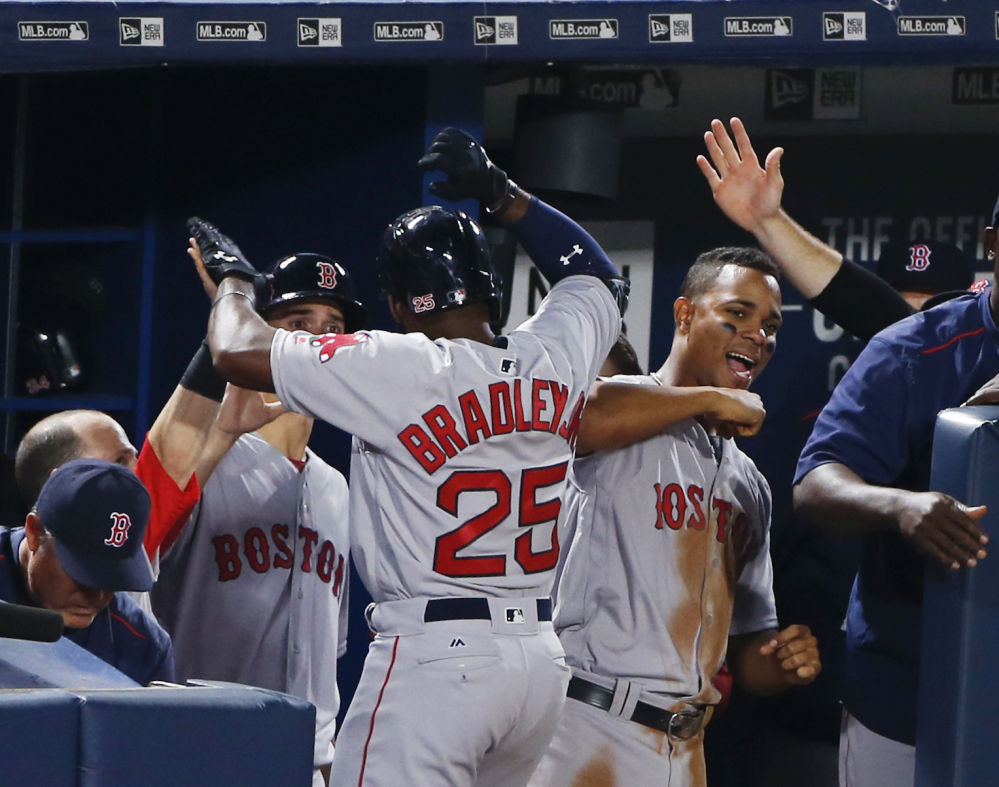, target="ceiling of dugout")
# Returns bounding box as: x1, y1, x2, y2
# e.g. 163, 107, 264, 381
0, 1, 995, 70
